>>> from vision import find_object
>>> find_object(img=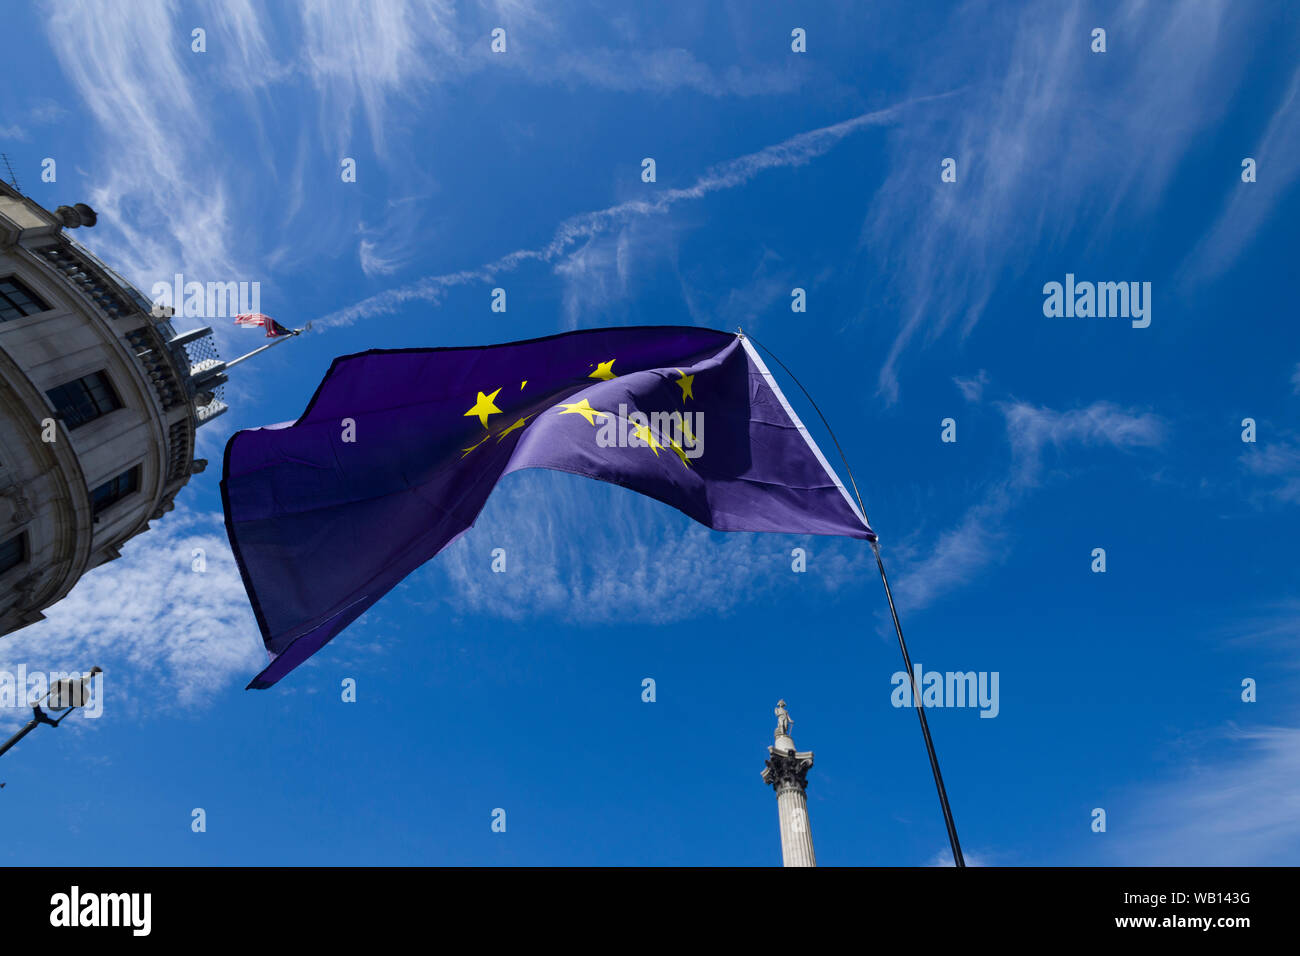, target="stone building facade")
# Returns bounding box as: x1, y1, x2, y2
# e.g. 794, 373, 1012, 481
0, 181, 226, 635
